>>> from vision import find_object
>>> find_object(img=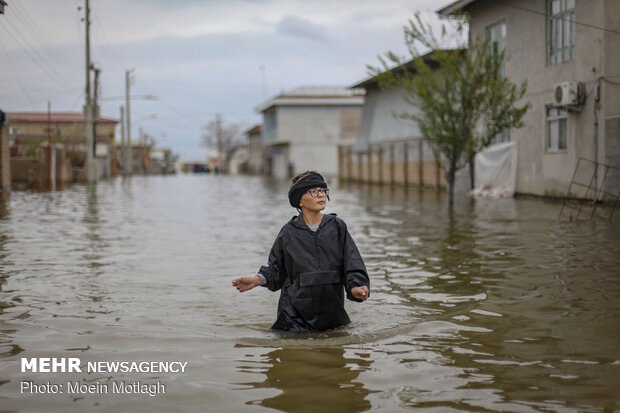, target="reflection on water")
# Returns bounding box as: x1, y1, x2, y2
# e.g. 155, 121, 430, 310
239, 345, 371, 413
0, 175, 618, 412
